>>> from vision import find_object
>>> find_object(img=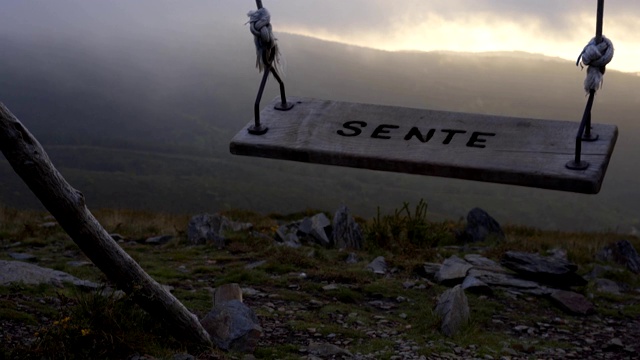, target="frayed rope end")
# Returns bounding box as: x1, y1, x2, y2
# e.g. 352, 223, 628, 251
246, 8, 284, 75
577, 36, 614, 93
